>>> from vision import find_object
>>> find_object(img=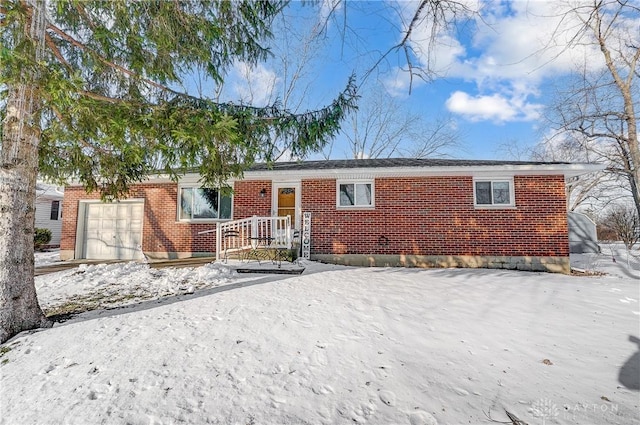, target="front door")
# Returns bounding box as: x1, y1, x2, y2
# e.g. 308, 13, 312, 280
272, 182, 300, 228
